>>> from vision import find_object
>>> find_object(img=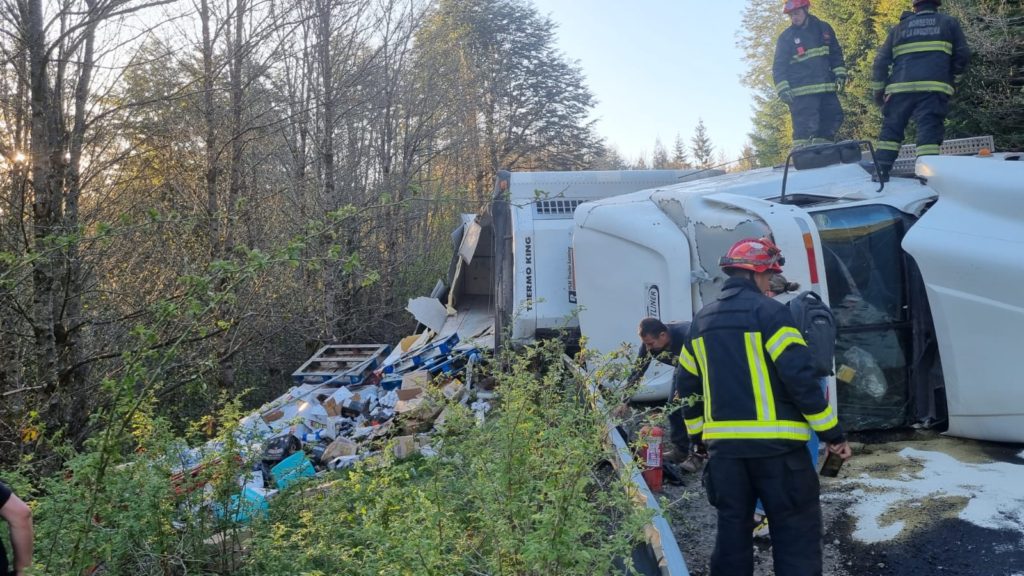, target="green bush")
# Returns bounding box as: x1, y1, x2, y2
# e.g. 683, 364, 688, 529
243, 339, 651, 575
